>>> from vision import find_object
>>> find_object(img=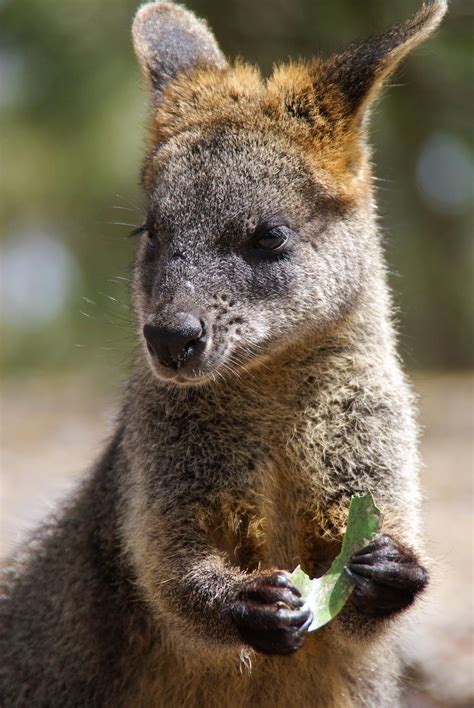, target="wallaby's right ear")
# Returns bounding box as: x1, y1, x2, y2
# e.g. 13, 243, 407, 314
132, 2, 227, 99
